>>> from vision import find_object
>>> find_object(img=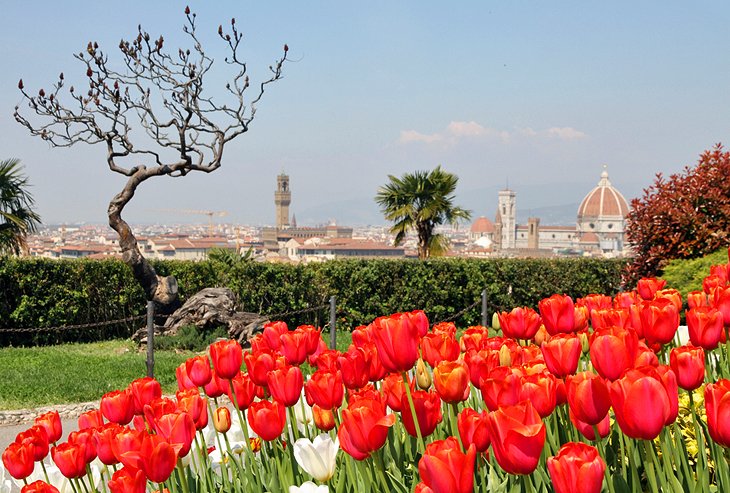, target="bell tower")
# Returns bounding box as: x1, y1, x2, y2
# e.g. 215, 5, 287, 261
275, 173, 291, 229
